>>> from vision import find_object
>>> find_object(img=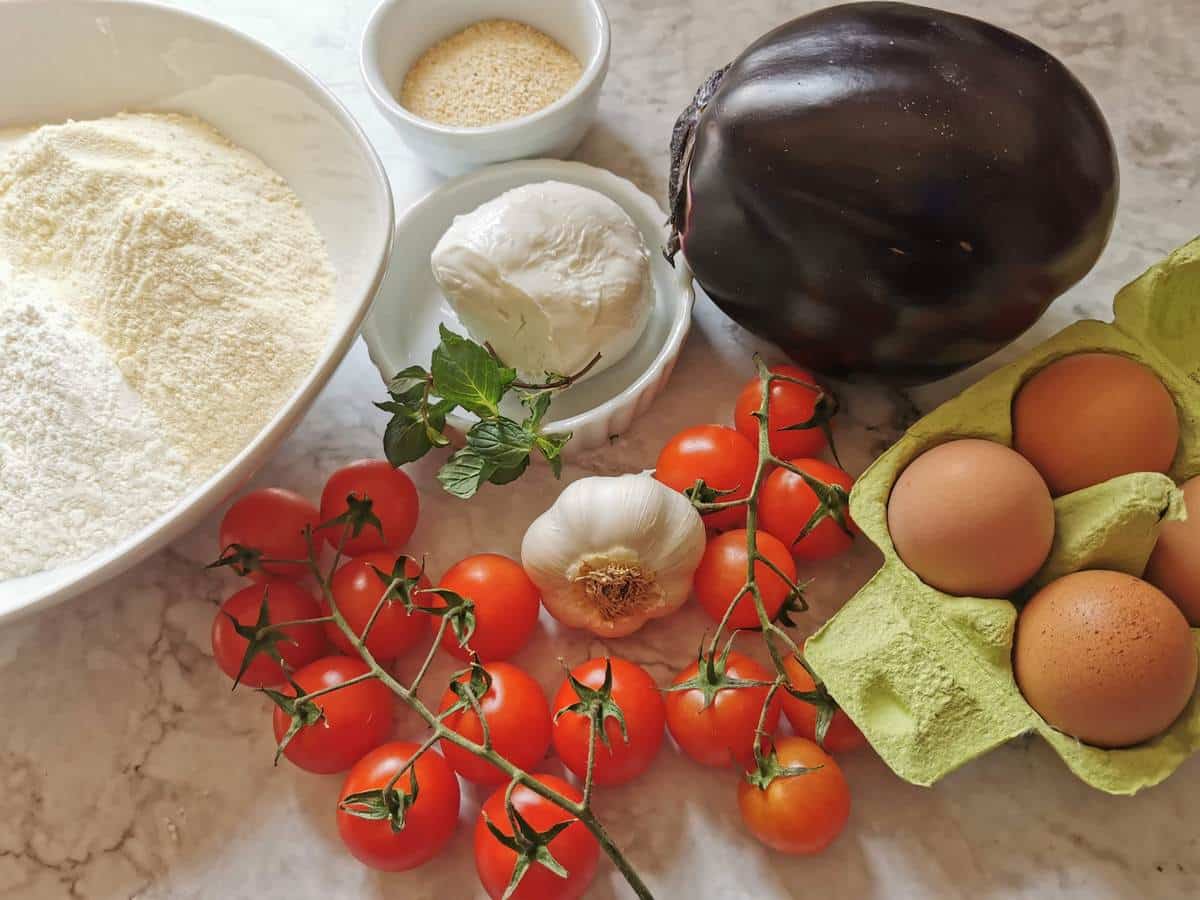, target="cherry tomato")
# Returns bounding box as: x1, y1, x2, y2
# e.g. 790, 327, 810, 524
439, 662, 552, 785
323, 551, 431, 663
737, 736, 851, 855
430, 554, 541, 662
552, 658, 665, 787
734, 365, 830, 460
475, 775, 599, 900
218, 488, 320, 581
271, 656, 394, 774
665, 651, 781, 768
337, 741, 460, 872
781, 655, 867, 754
759, 458, 857, 561
211, 580, 328, 687
319, 459, 420, 556
693, 530, 797, 629
655, 425, 757, 531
